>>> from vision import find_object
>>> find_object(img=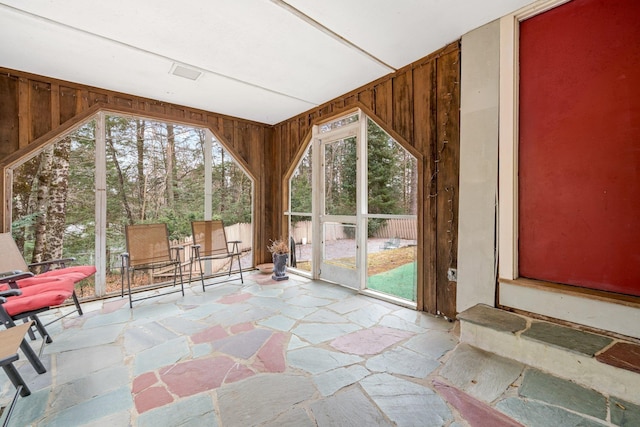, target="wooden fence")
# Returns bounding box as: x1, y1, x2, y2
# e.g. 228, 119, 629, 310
290, 218, 417, 244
